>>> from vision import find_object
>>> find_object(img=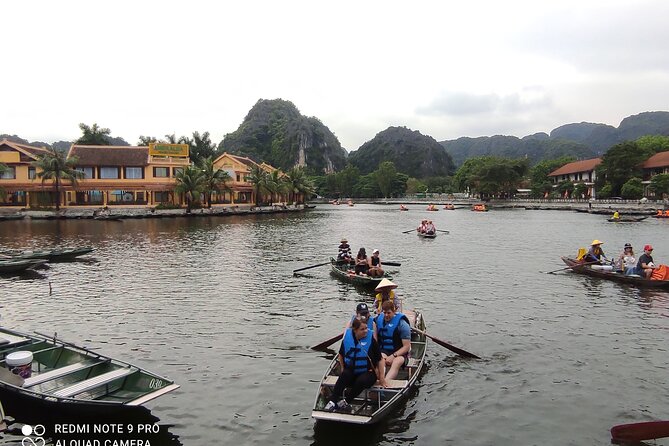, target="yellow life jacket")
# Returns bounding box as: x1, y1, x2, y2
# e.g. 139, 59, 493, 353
375, 290, 396, 312
576, 247, 587, 261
